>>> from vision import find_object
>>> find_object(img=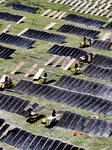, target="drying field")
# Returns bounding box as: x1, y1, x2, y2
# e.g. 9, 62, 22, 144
0, 0, 112, 150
